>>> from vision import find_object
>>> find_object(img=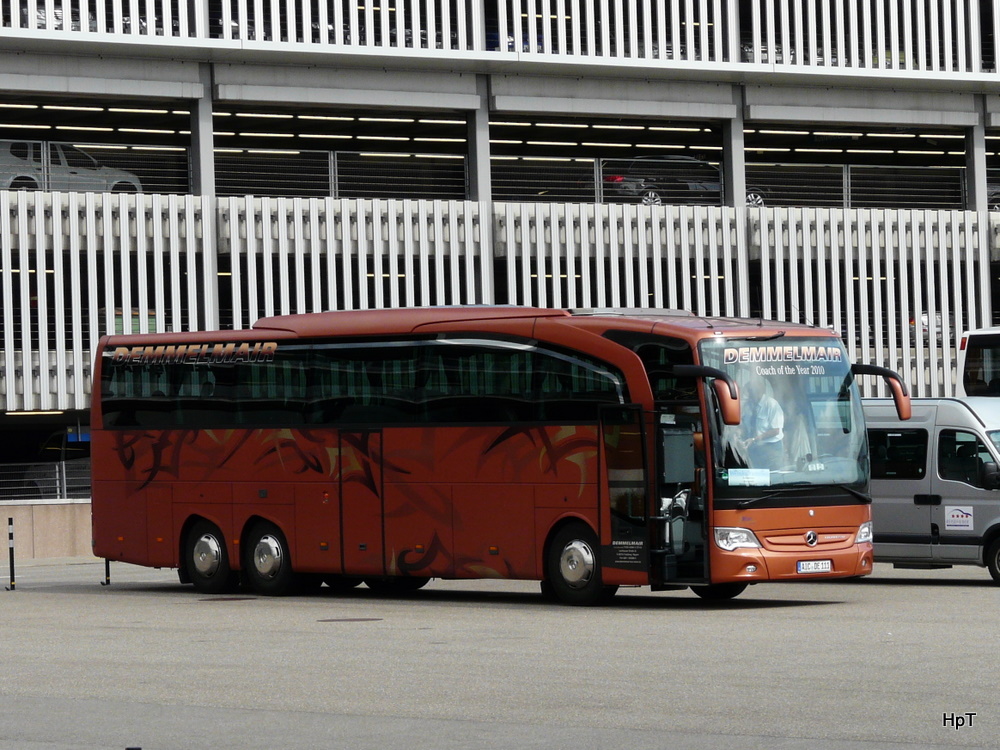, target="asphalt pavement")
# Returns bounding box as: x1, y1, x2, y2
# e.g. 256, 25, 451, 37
0, 558, 996, 750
